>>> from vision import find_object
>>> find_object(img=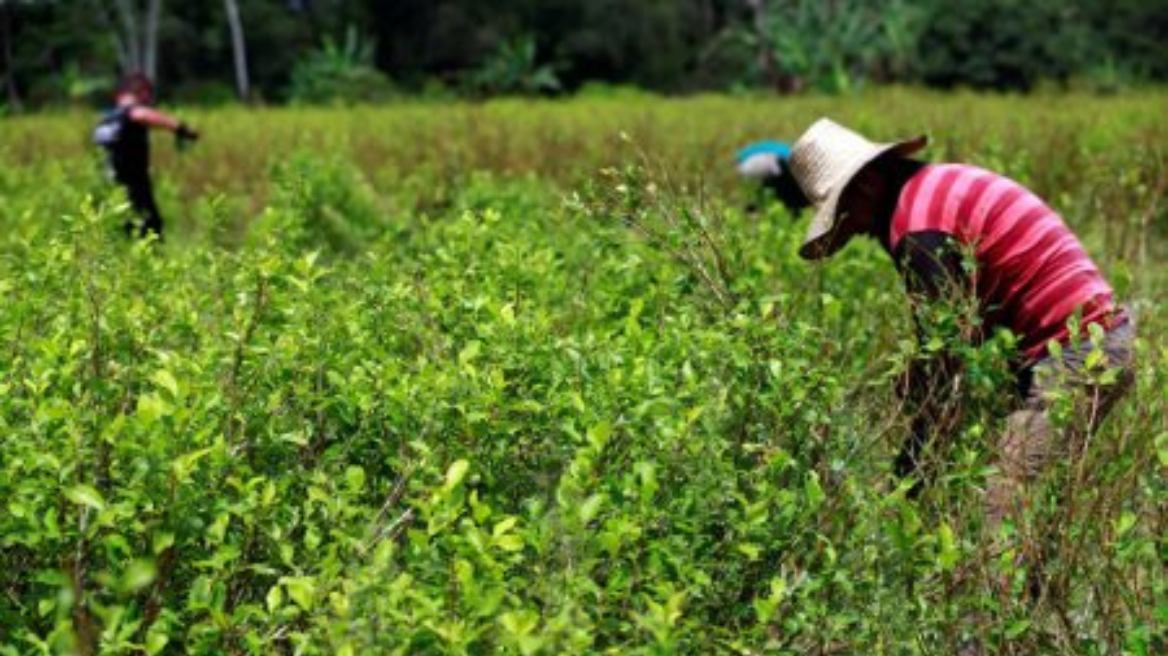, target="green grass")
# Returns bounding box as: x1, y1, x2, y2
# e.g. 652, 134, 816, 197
0, 90, 1164, 655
